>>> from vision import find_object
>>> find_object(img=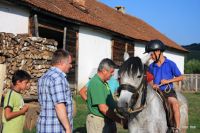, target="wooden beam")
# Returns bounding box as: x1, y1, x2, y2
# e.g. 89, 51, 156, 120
38, 24, 64, 33
34, 14, 39, 37
111, 40, 114, 60
75, 30, 79, 93
125, 43, 128, 52
63, 27, 67, 50
23, 96, 38, 102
